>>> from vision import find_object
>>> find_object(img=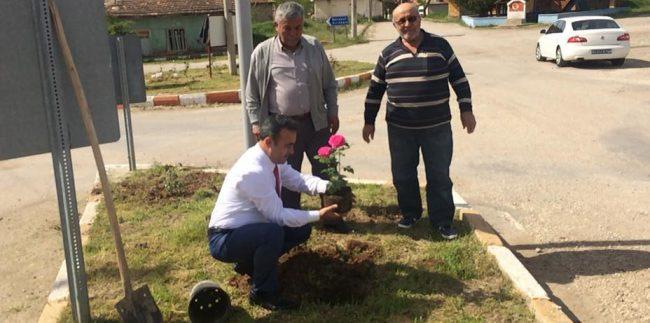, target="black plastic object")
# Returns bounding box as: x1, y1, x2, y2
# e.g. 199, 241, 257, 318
188, 280, 231, 323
